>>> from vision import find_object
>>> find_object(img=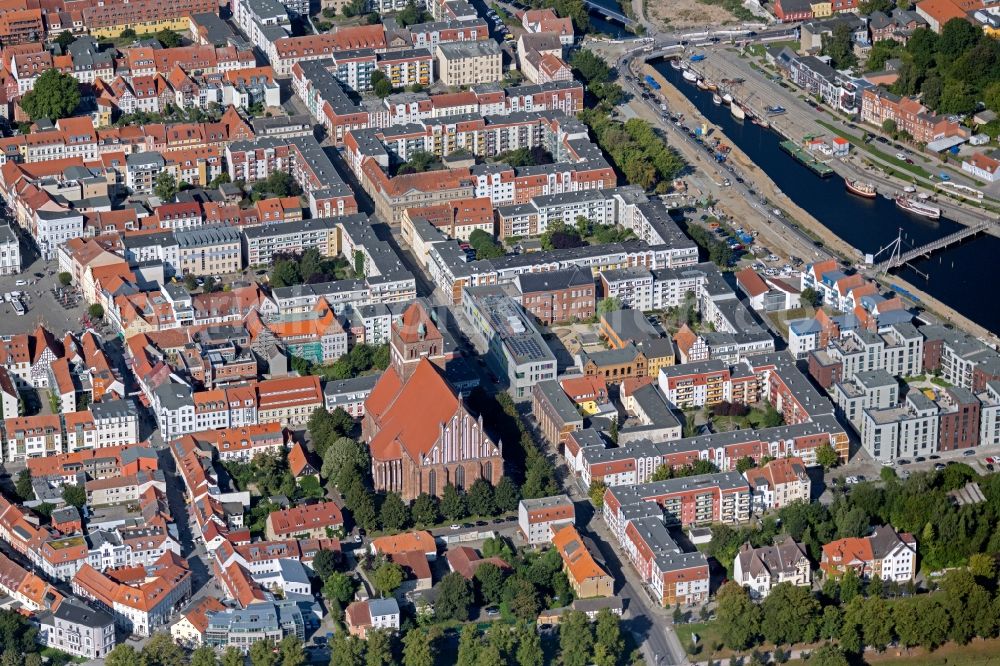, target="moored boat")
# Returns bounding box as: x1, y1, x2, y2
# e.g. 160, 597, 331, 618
845, 178, 877, 198
730, 103, 746, 120
670, 59, 682, 70
722, 92, 733, 105
682, 70, 699, 83
712, 93, 722, 105
696, 78, 709, 90
895, 195, 941, 219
